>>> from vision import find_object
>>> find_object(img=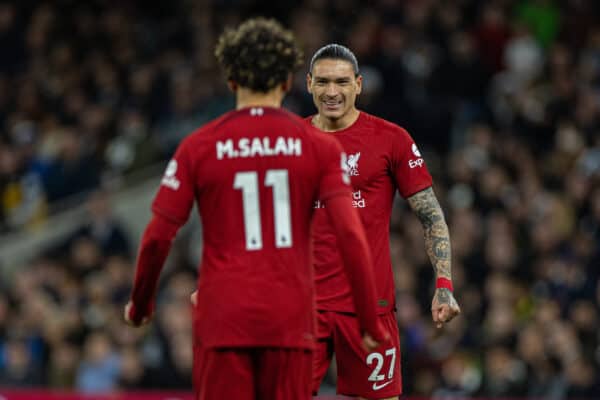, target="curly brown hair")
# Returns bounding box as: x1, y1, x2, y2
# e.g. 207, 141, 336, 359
215, 18, 304, 93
